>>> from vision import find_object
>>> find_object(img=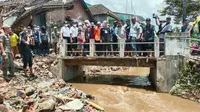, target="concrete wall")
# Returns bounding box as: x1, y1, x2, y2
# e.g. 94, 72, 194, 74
93, 14, 107, 23
150, 55, 184, 92
59, 59, 83, 81
46, 0, 91, 22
